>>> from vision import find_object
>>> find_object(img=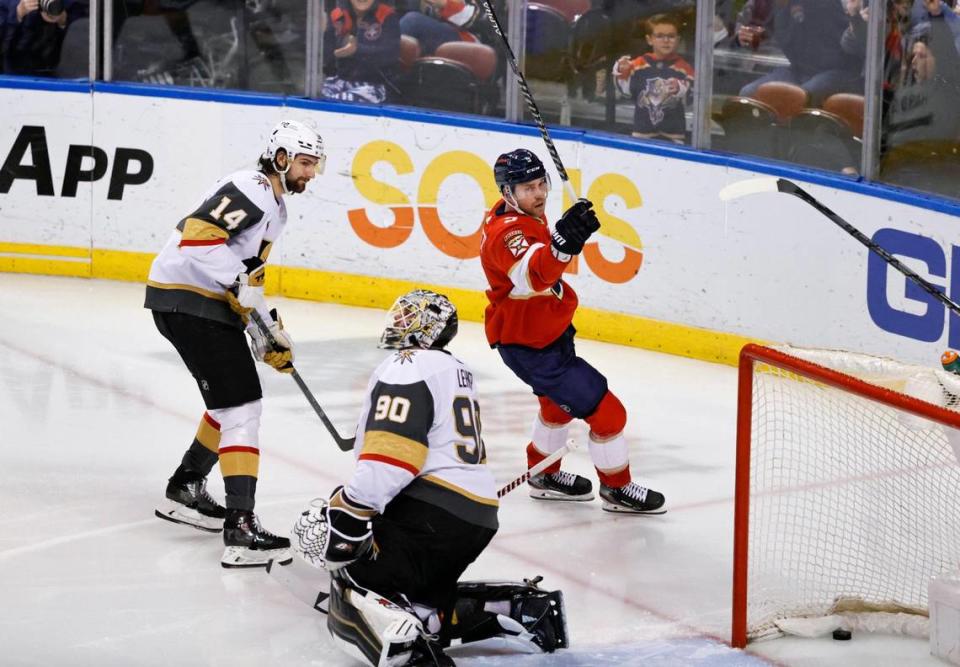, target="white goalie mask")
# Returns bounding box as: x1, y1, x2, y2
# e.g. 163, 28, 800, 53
262, 120, 326, 192
379, 290, 459, 350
